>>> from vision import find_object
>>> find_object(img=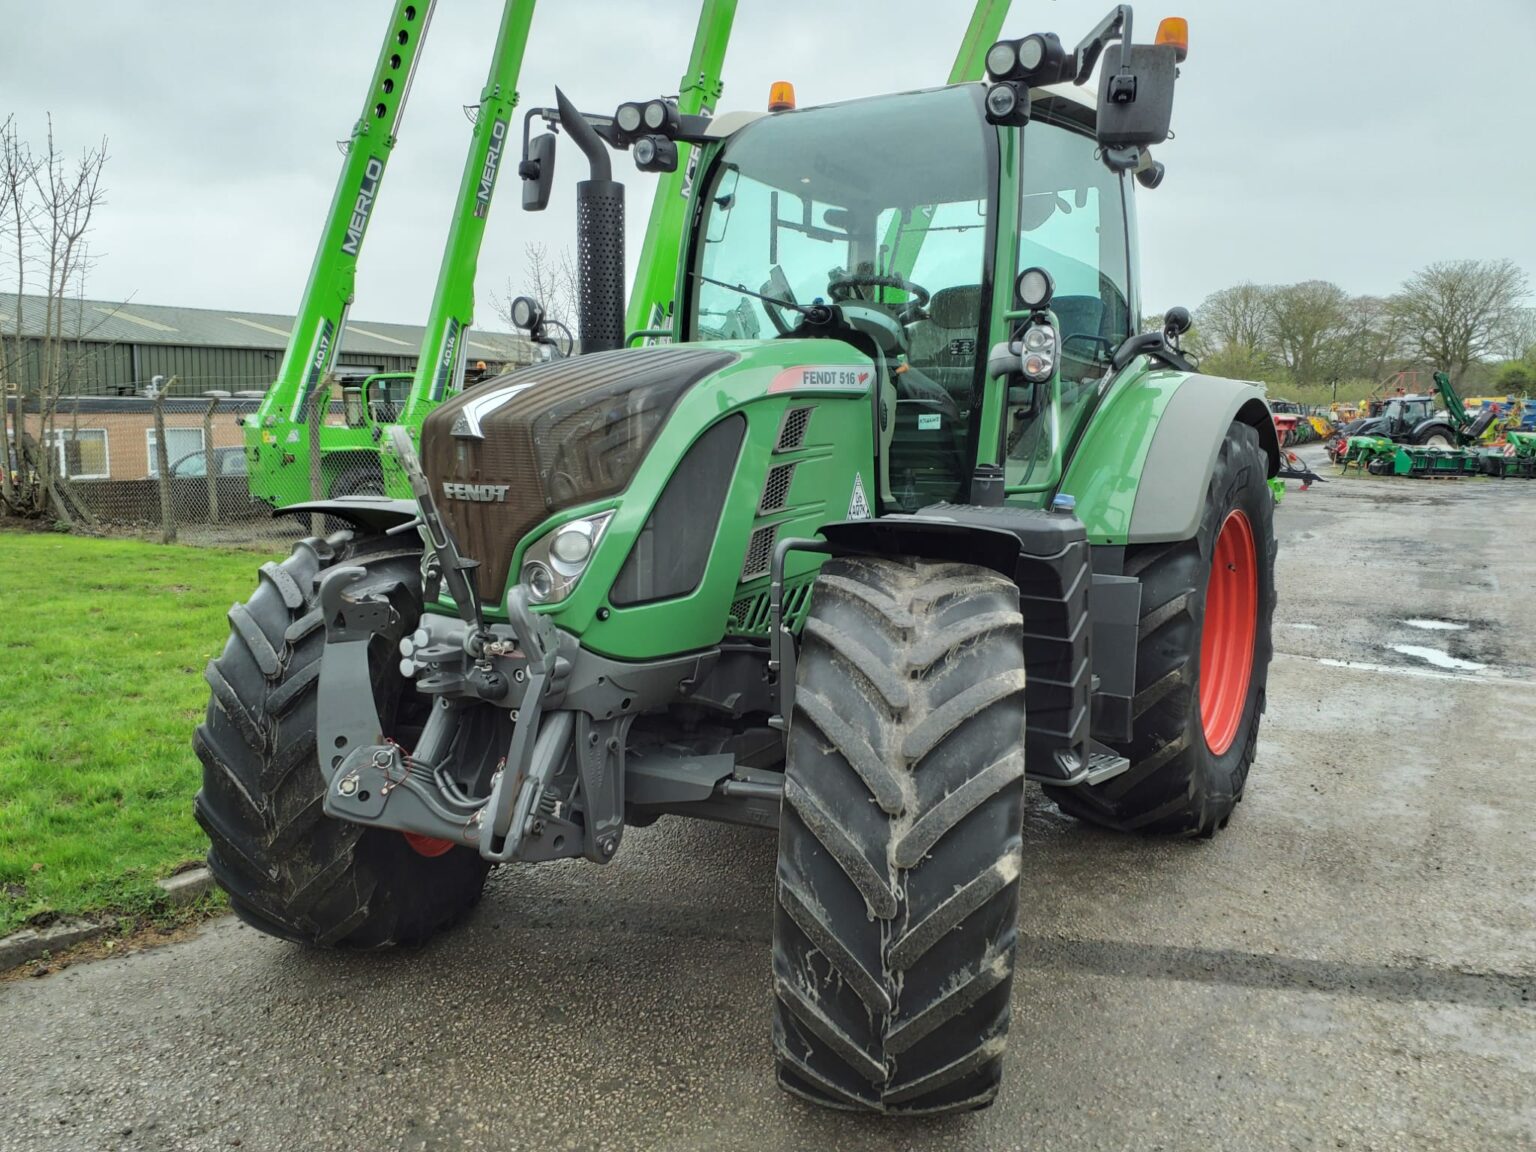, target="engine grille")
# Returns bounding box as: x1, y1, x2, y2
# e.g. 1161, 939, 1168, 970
420, 345, 736, 601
